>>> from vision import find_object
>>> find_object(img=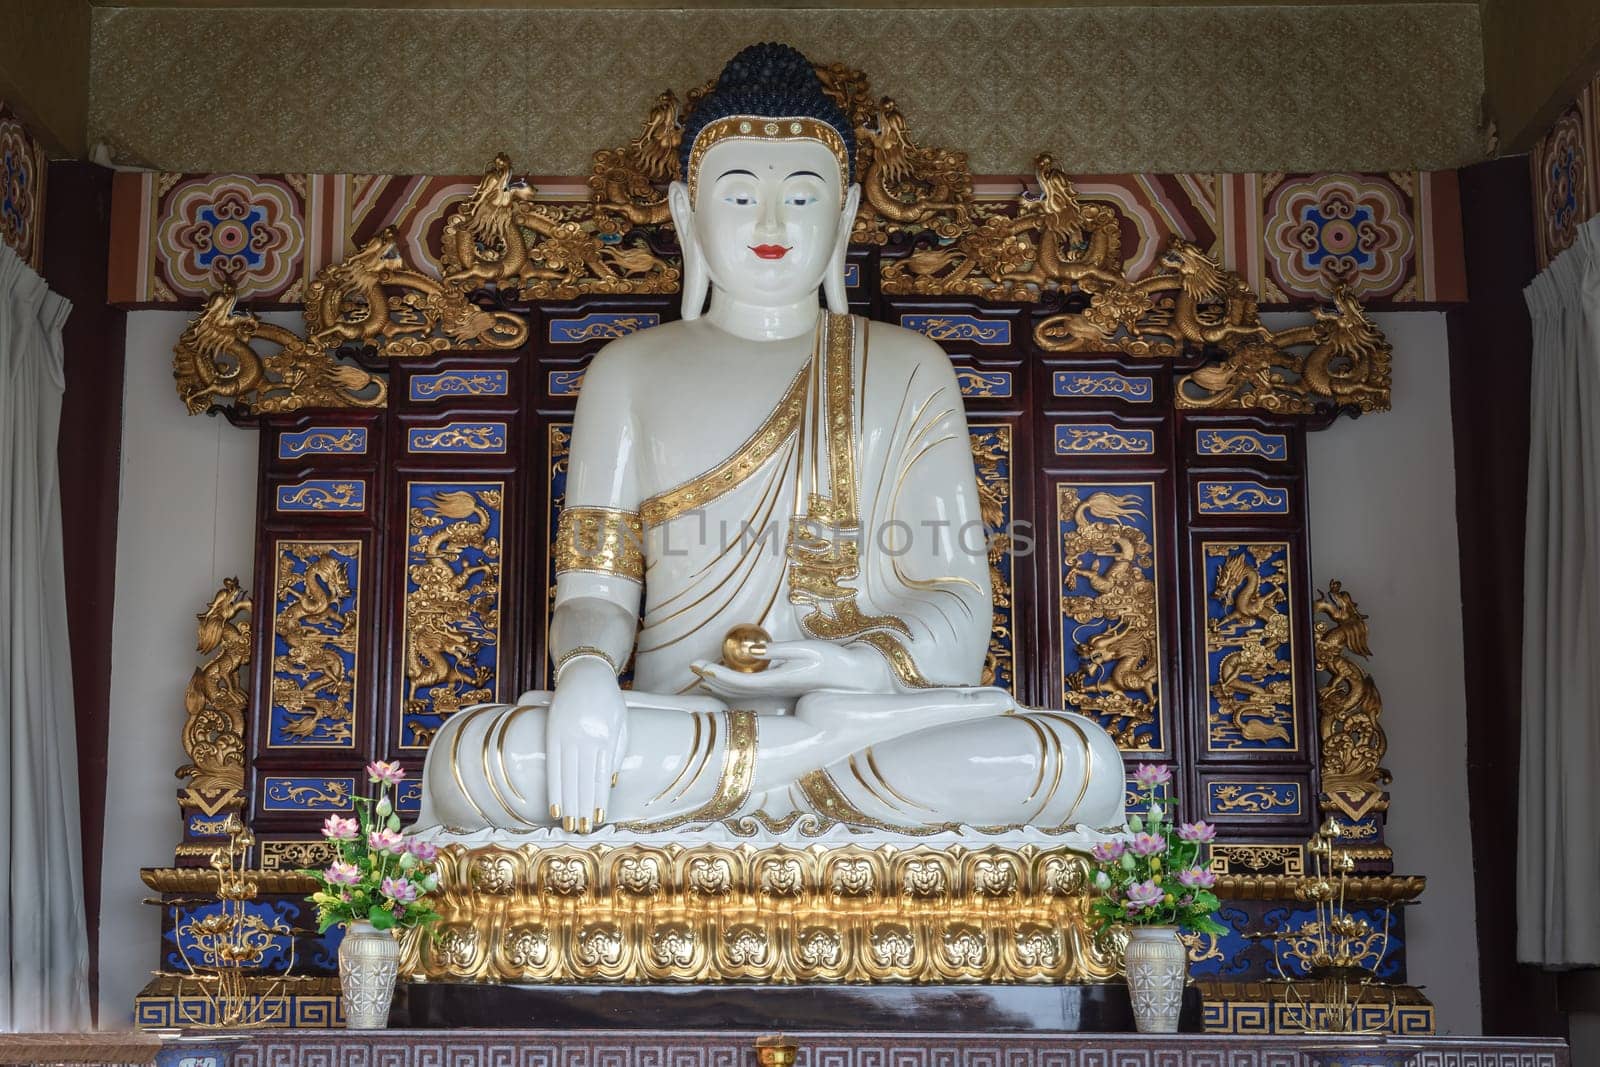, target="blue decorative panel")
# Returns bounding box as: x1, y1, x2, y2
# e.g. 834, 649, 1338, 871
260, 776, 355, 811
279, 427, 367, 458
401, 483, 503, 748
276, 479, 365, 513
1260, 903, 1403, 980
1055, 424, 1156, 455
1187, 905, 1255, 979
956, 368, 1012, 398
549, 369, 586, 395
1059, 482, 1162, 750
1203, 541, 1297, 751
971, 425, 1015, 693
1123, 774, 1171, 817
1206, 781, 1303, 817
545, 423, 572, 689
900, 314, 1011, 345
164, 899, 299, 974
548, 312, 660, 343
396, 779, 422, 814
1196, 480, 1290, 515
844, 263, 860, 288
1196, 428, 1288, 462
186, 812, 235, 837
1052, 370, 1154, 402
407, 422, 508, 454
269, 541, 360, 748
409, 369, 510, 402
